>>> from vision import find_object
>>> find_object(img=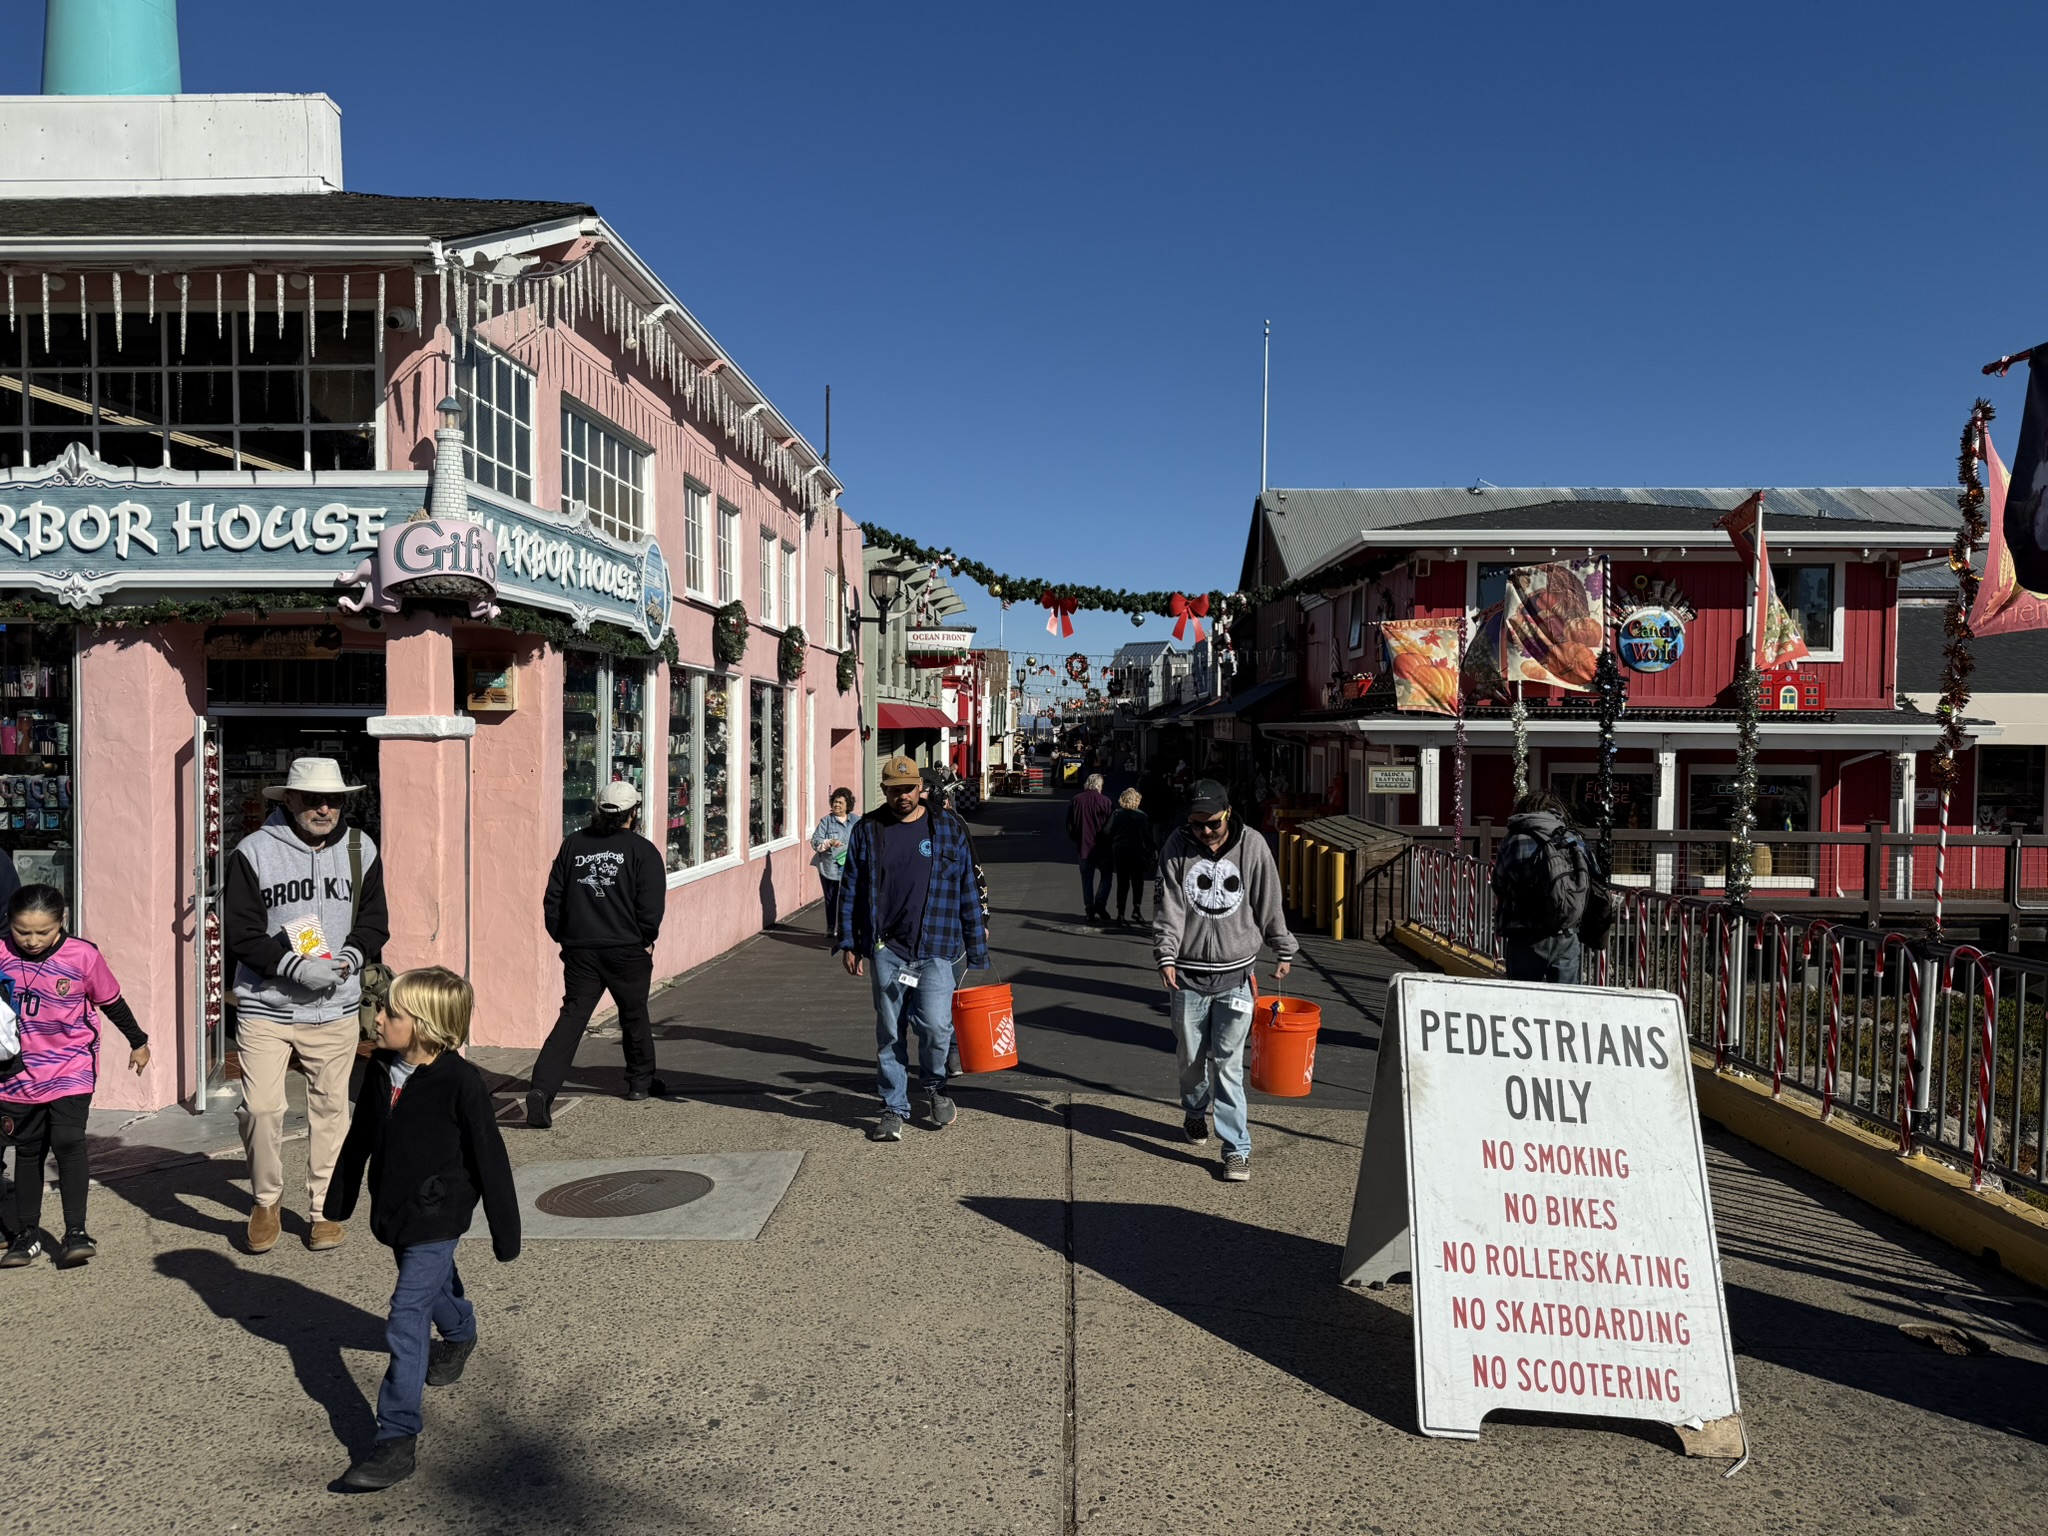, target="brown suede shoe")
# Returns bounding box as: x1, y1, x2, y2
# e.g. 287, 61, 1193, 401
307, 1220, 347, 1252
247, 1202, 282, 1254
